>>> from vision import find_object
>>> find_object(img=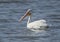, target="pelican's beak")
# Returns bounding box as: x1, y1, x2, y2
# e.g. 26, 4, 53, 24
19, 9, 31, 22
